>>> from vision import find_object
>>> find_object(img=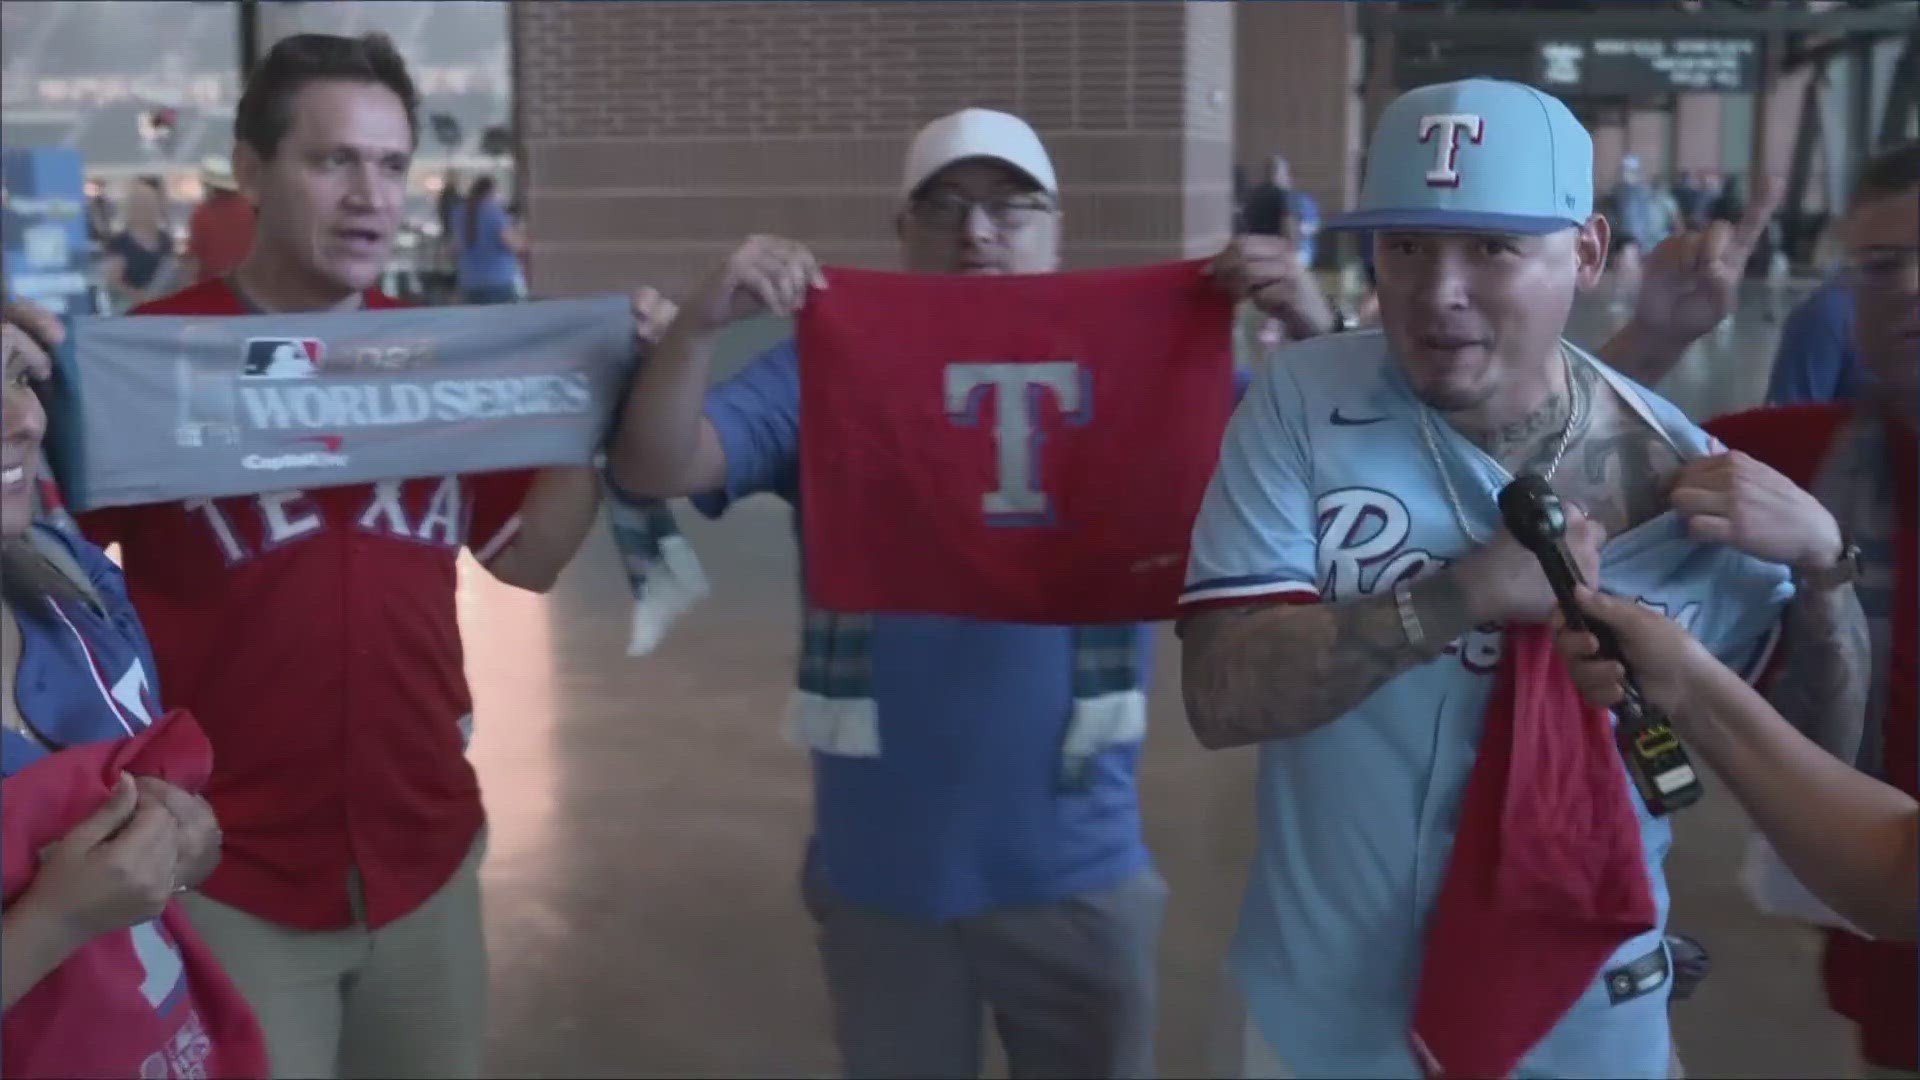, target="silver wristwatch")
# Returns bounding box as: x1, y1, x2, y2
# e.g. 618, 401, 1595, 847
1394, 580, 1425, 648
